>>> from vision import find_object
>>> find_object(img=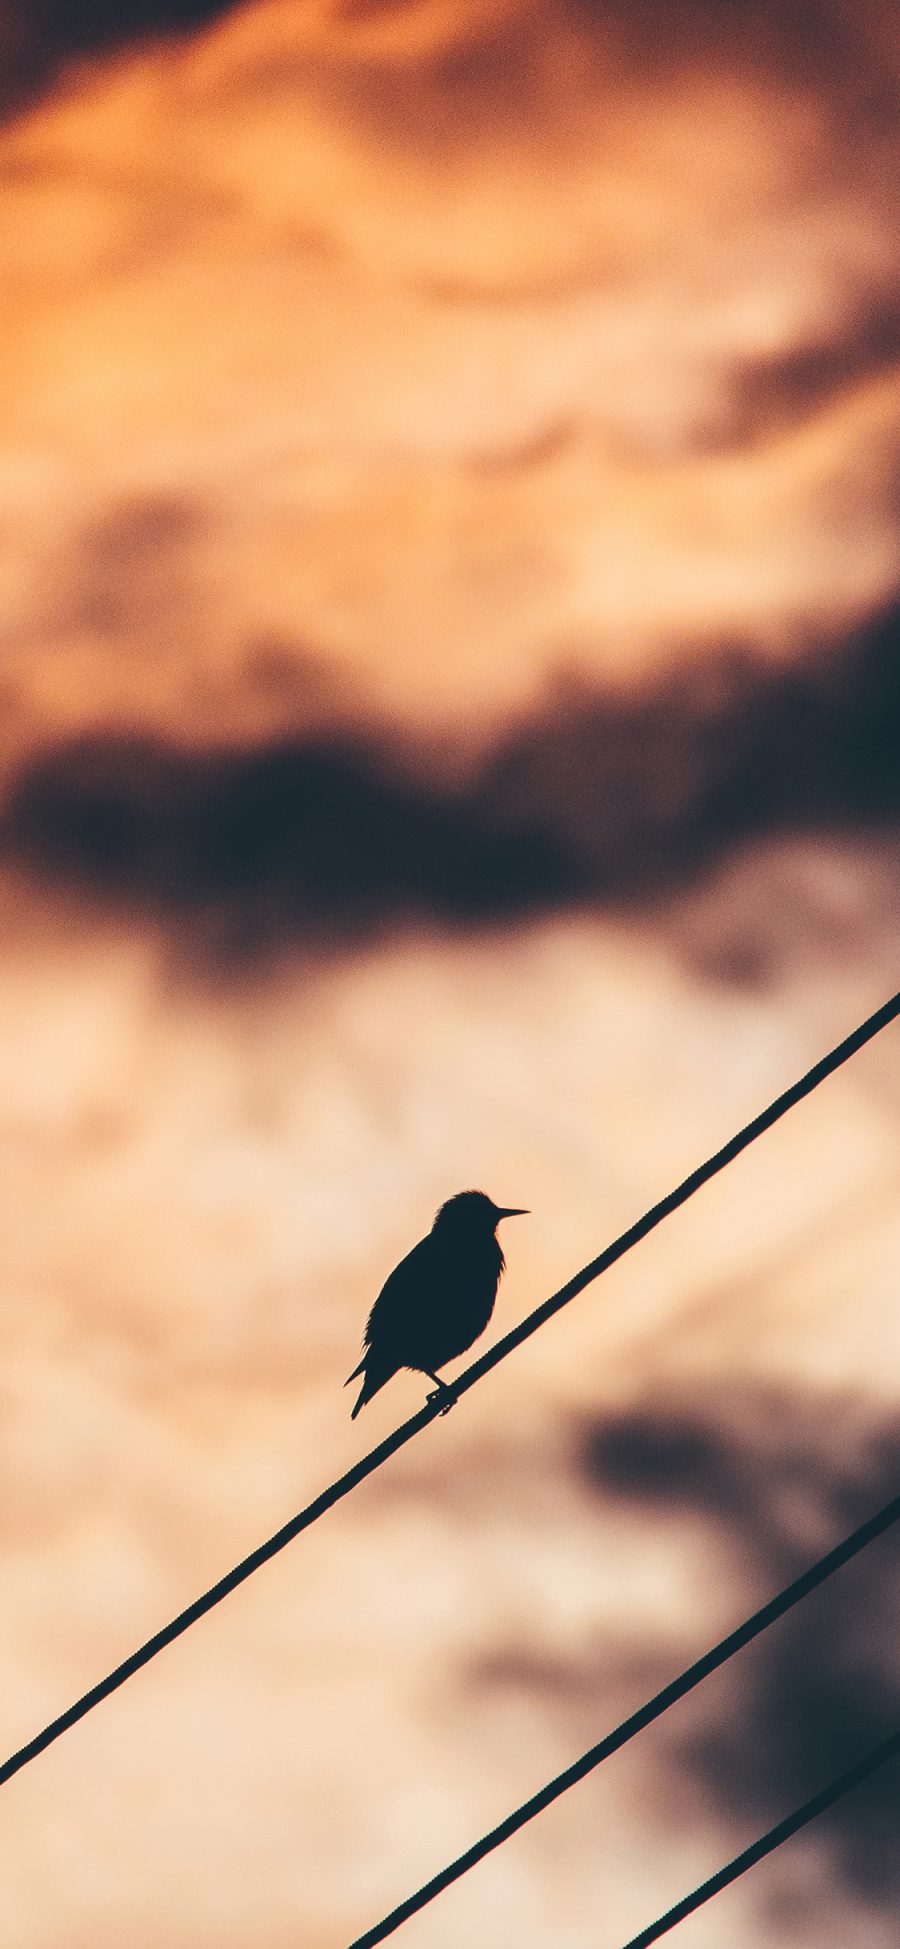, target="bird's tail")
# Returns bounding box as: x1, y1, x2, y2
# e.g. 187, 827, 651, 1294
345, 1353, 390, 1419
